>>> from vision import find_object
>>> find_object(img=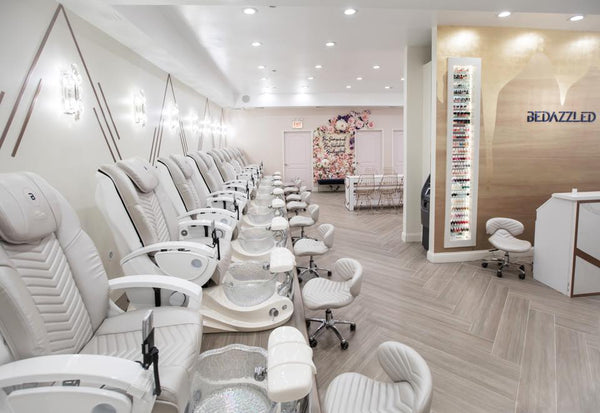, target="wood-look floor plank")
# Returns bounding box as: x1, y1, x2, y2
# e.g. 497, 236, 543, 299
492, 294, 530, 364
453, 270, 491, 321
556, 326, 599, 413
470, 281, 509, 341
516, 309, 556, 413
226, 191, 600, 412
